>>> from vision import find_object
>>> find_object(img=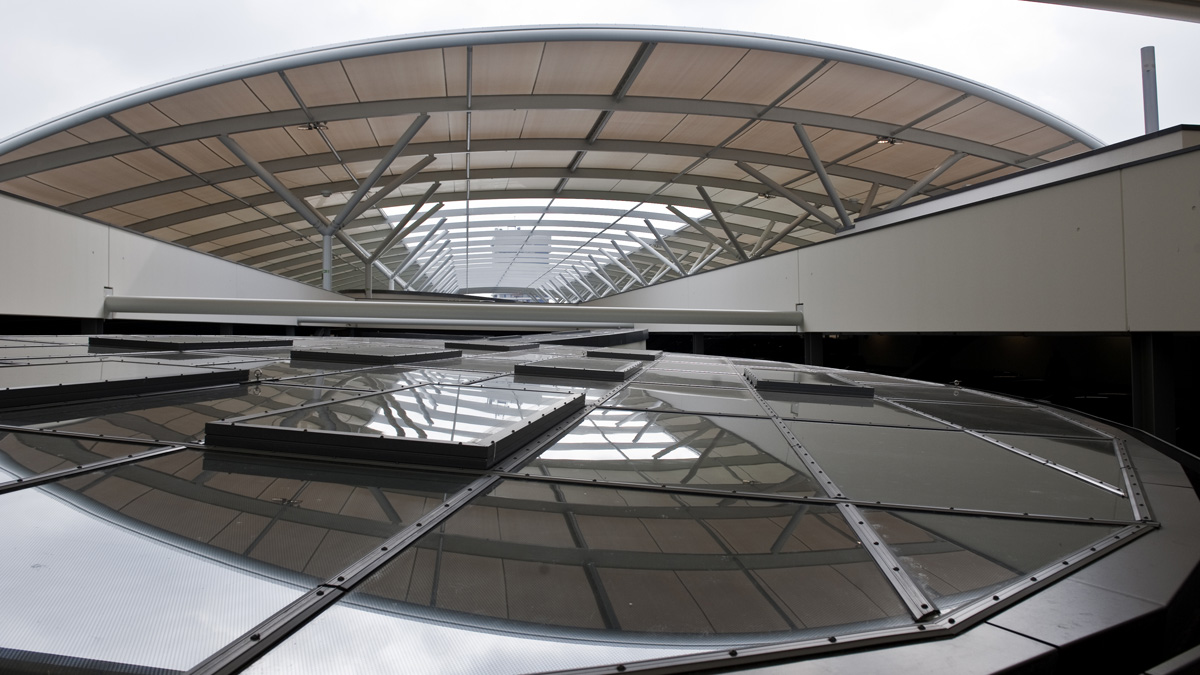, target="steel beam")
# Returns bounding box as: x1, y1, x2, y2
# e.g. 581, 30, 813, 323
389, 218, 448, 279
217, 134, 333, 234
689, 244, 715, 274
331, 114, 430, 230
343, 154, 437, 225
624, 231, 679, 276
609, 240, 648, 285
696, 187, 748, 260
793, 123, 855, 230
749, 220, 776, 258
599, 248, 643, 286
321, 234, 333, 291
859, 183, 880, 217
587, 255, 621, 292
369, 183, 442, 261
1142, 46, 1160, 134
667, 205, 739, 261
735, 161, 845, 233
755, 214, 811, 258
886, 152, 966, 210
